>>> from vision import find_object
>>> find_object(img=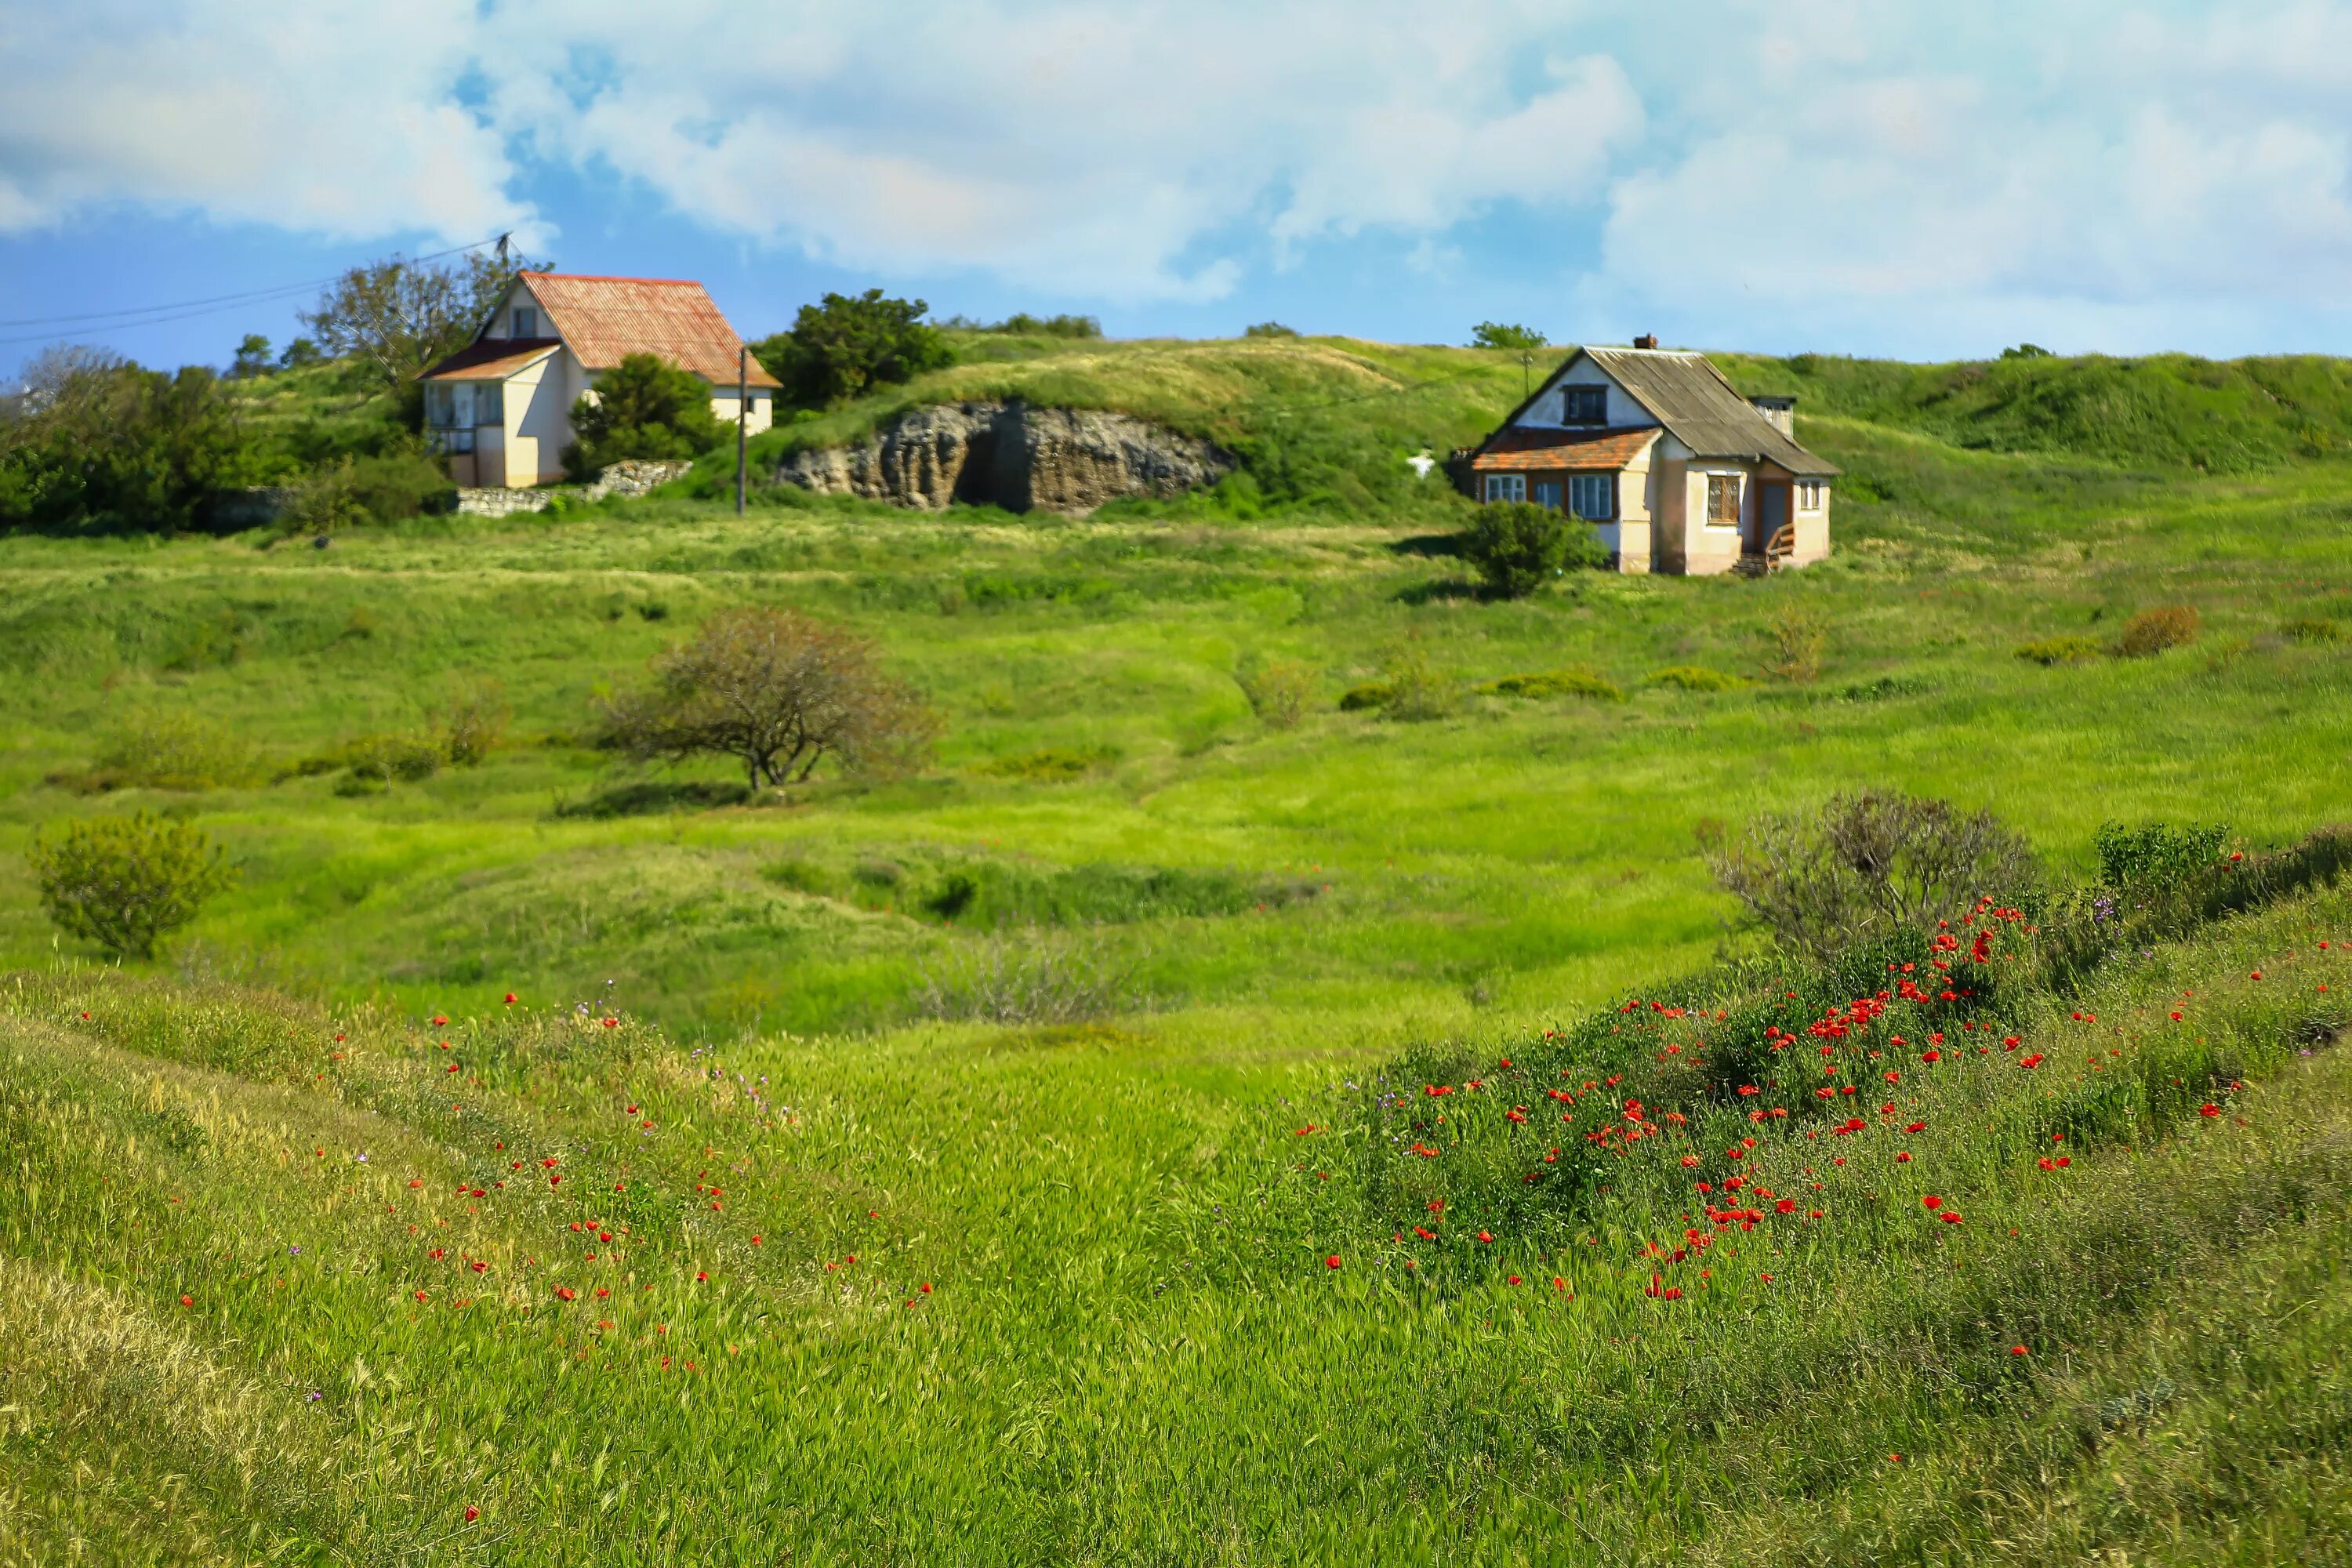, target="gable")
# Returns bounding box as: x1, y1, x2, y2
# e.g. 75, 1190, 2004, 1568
1508, 351, 1657, 432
